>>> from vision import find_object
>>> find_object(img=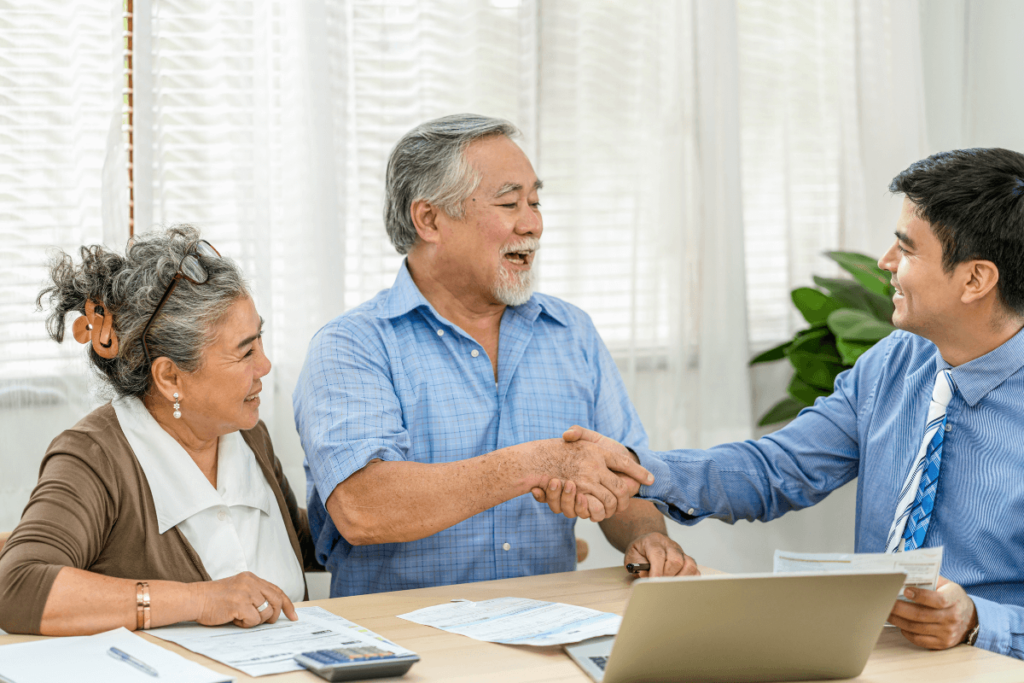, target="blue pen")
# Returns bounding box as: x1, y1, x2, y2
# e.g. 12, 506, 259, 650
108, 646, 159, 677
